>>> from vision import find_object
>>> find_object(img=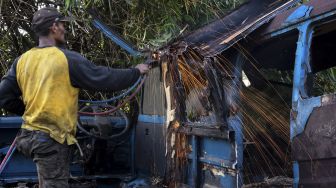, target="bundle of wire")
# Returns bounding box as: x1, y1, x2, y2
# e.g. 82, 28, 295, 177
78, 75, 146, 115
